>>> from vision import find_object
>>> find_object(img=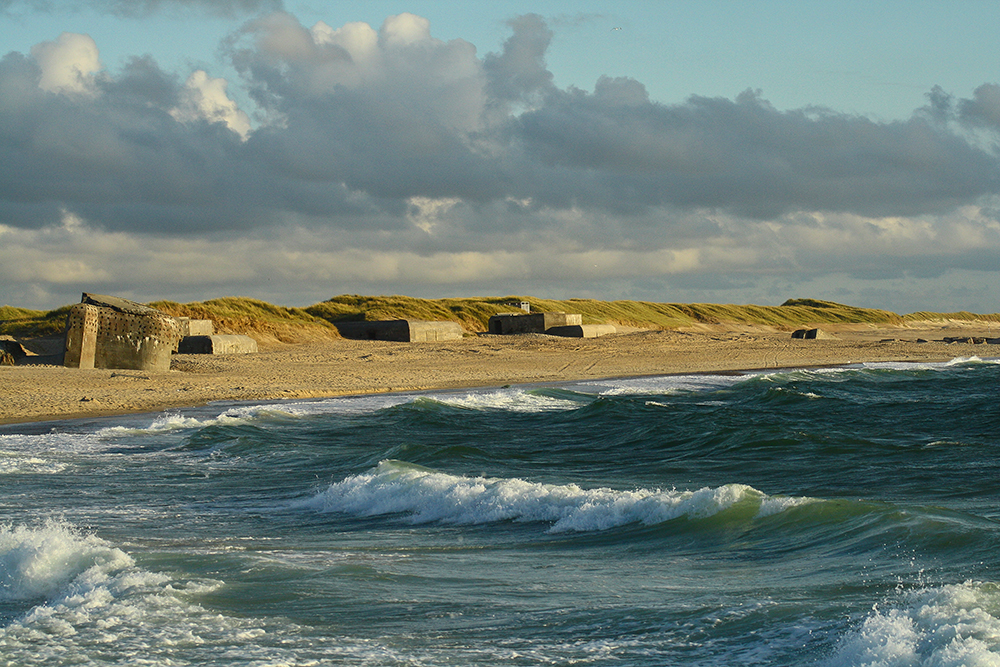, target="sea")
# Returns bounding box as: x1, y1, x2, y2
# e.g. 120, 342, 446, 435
2, 357, 999, 666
